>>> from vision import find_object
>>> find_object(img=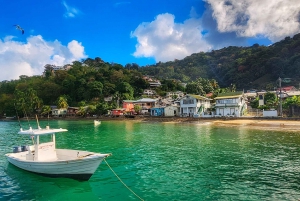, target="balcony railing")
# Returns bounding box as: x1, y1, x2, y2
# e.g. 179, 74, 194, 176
215, 103, 240, 107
